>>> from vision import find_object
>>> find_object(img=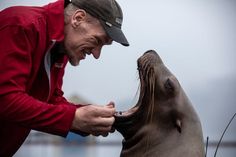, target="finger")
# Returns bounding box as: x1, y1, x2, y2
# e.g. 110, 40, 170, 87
95, 116, 115, 127
109, 127, 115, 133
100, 116, 115, 126
94, 106, 116, 117
101, 133, 109, 137
91, 126, 112, 135
92, 132, 109, 137
106, 101, 115, 108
